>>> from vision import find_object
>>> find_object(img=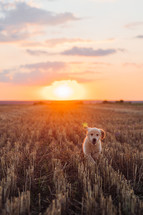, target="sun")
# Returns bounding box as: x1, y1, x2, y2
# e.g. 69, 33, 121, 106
41, 80, 86, 100
54, 84, 73, 99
